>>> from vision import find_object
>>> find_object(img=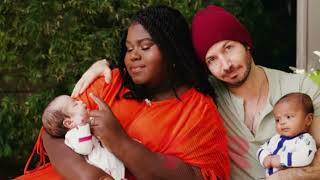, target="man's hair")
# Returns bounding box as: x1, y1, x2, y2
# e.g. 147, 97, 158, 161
117, 5, 215, 100
275, 92, 314, 114
42, 96, 69, 137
